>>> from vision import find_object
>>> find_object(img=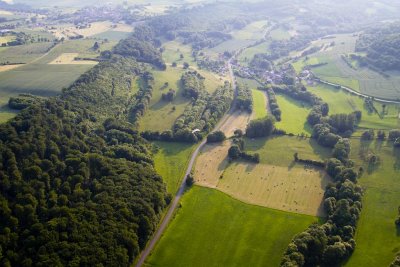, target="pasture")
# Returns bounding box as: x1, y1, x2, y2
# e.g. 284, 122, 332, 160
237, 41, 270, 65
275, 94, 313, 135
251, 89, 268, 119
207, 20, 269, 54
153, 141, 195, 194
218, 110, 252, 137
345, 140, 400, 267
139, 67, 191, 132
0, 42, 54, 64
296, 34, 400, 100
144, 186, 318, 267
307, 84, 400, 129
